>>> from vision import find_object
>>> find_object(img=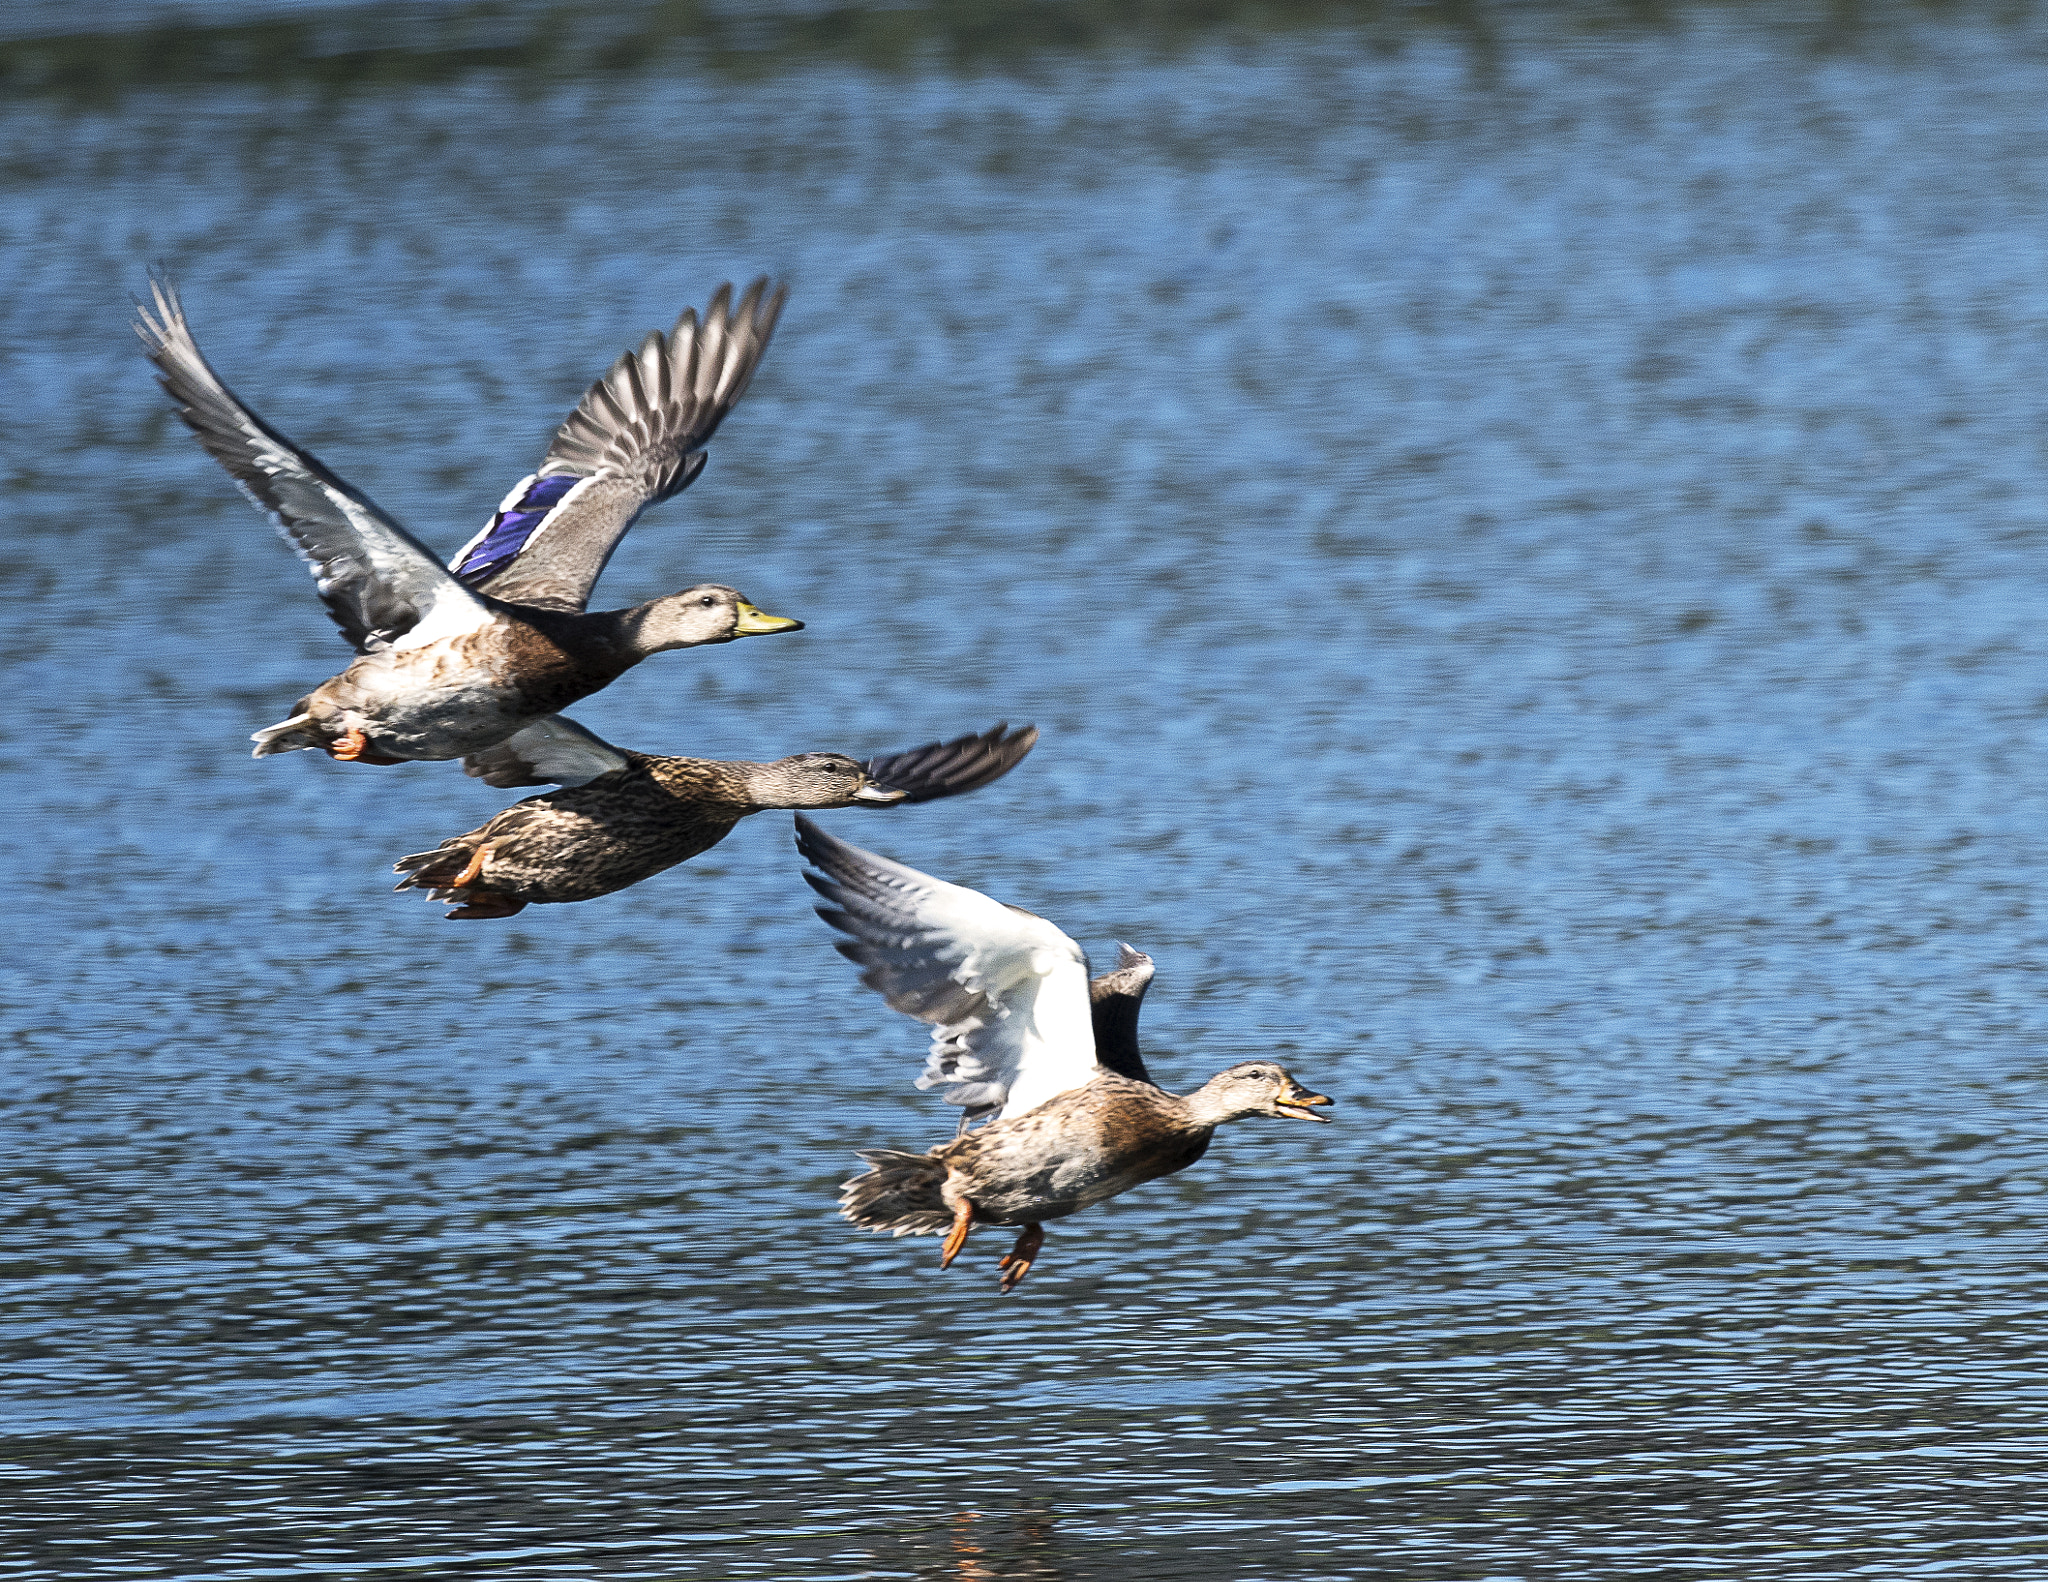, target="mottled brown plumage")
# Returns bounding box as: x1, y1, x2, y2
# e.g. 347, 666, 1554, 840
845, 1070, 1213, 1235
840, 1063, 1330, 1294
394, 723, 1037, 918
396, 754, 774, 916
798, 819, 1331, 1294
257, 590, 799, 764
